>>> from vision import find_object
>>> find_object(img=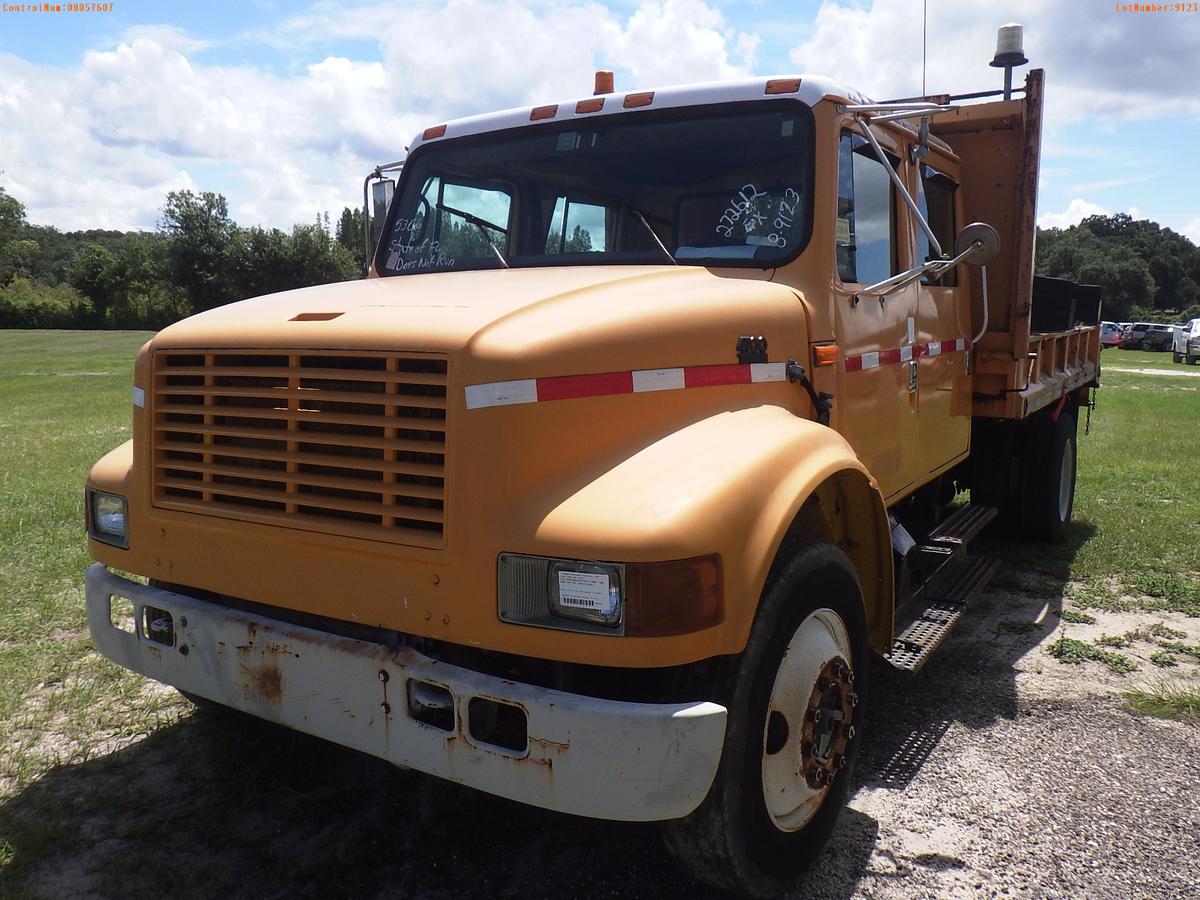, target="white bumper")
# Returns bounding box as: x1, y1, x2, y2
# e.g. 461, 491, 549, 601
84, 564, 726, 821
